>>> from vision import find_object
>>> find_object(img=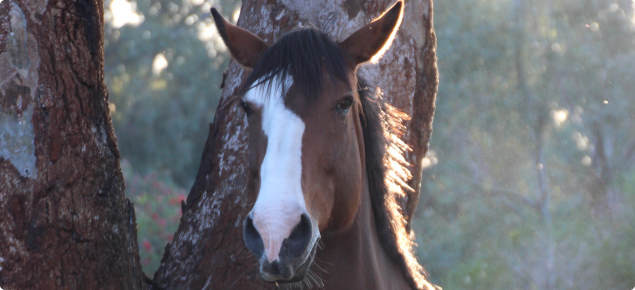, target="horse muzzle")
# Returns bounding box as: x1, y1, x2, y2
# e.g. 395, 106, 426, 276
244, 212, 318, 283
